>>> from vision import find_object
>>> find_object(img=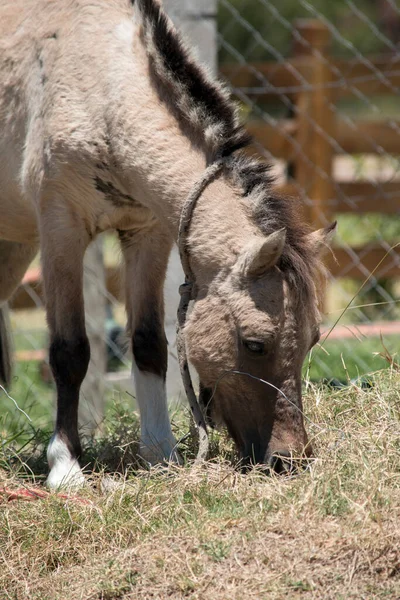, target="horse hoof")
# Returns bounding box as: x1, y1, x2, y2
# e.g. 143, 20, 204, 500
46, 434, 85, 490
